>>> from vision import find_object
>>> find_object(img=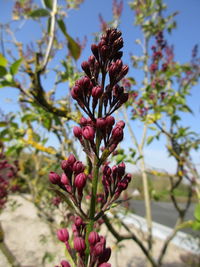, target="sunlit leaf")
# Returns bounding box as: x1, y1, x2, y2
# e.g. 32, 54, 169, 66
57, 19, 81, 60
10, 58, 23, 75
29, 8, 50, 18
44, 0, 52, 9
0, 54, 7, 67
